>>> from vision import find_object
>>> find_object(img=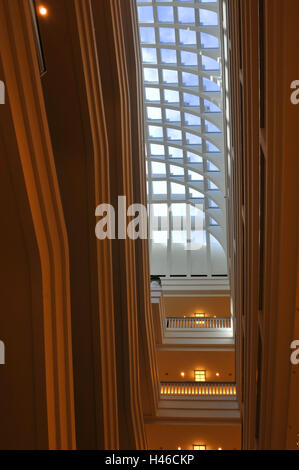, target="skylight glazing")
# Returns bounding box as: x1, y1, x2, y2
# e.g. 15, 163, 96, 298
137, 0, 228, 277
